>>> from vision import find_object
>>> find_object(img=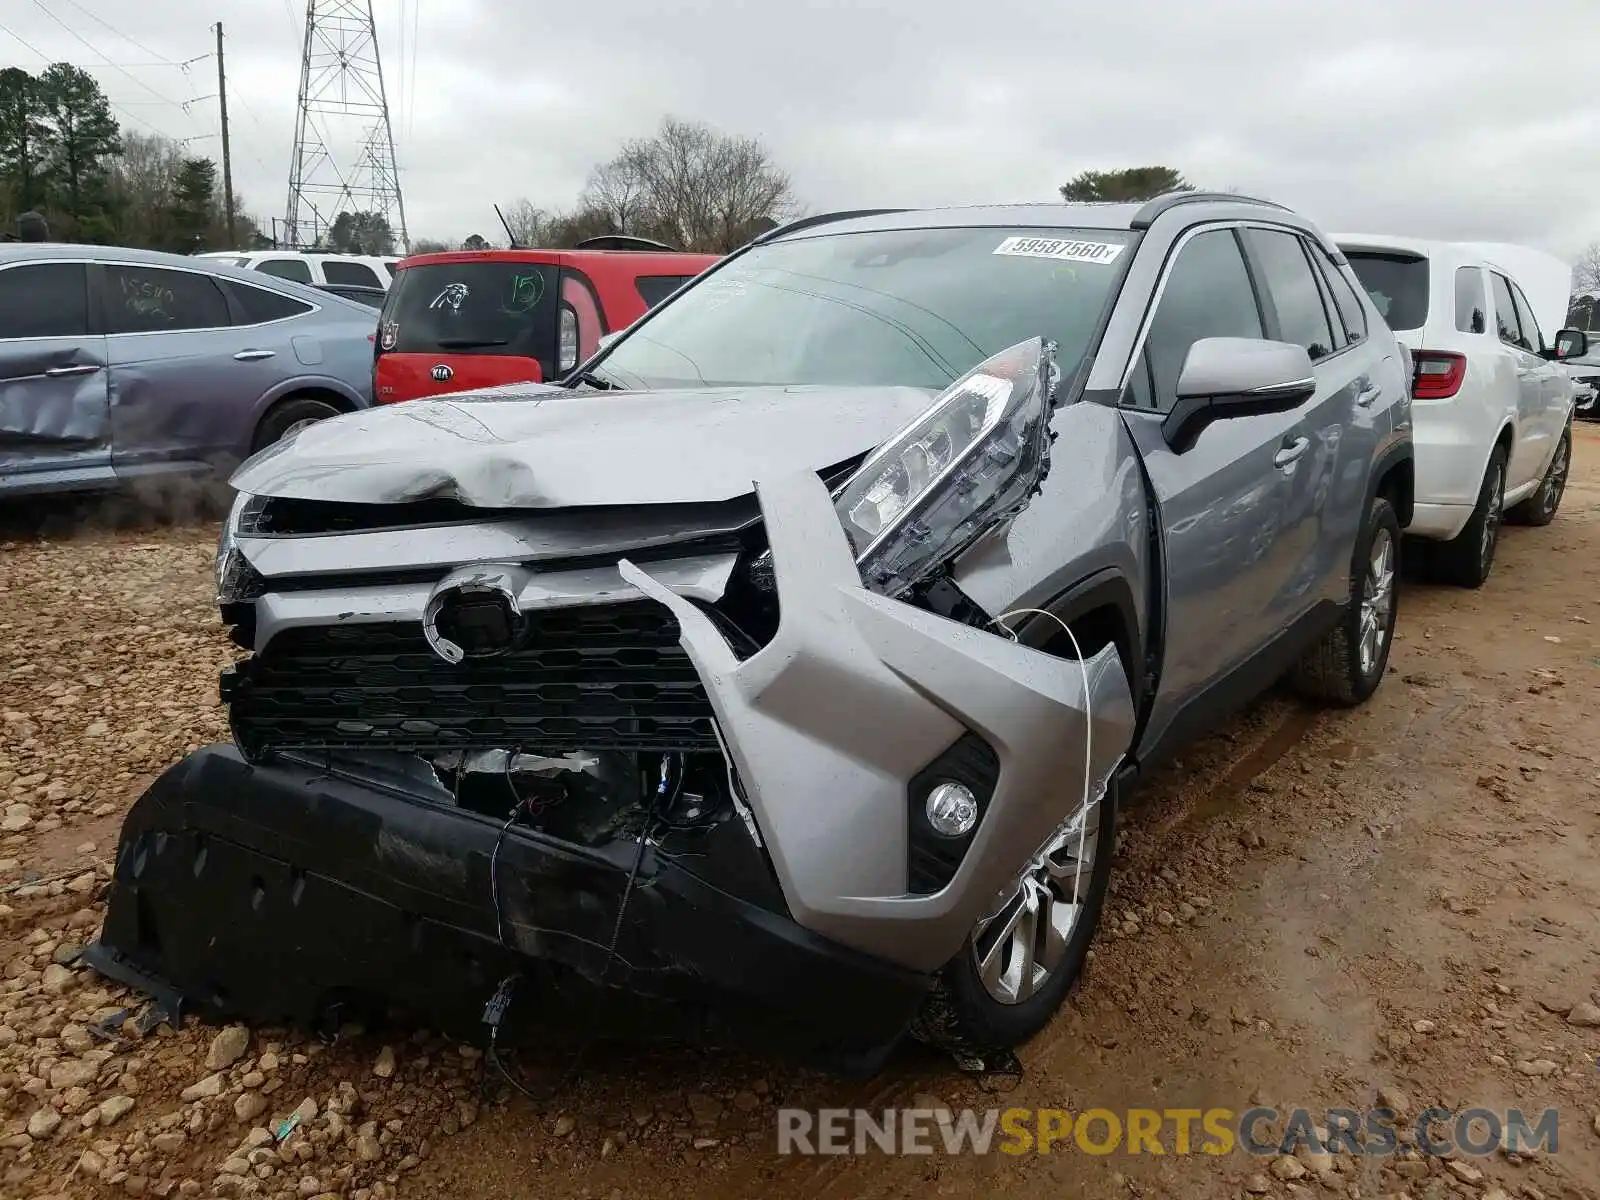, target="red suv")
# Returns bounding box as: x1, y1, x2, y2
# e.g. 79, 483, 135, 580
373, 243, 719, 403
